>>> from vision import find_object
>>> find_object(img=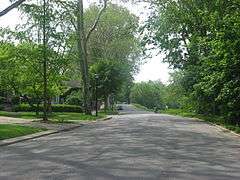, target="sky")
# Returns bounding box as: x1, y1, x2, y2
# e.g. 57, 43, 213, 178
135, 54, 172, 83
0, 0, 172, 84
